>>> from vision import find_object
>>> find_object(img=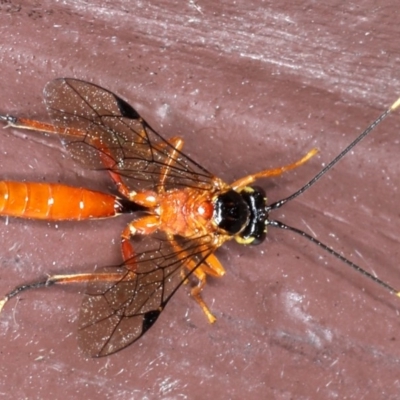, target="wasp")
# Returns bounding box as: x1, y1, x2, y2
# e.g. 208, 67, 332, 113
0, 79, 399, 357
